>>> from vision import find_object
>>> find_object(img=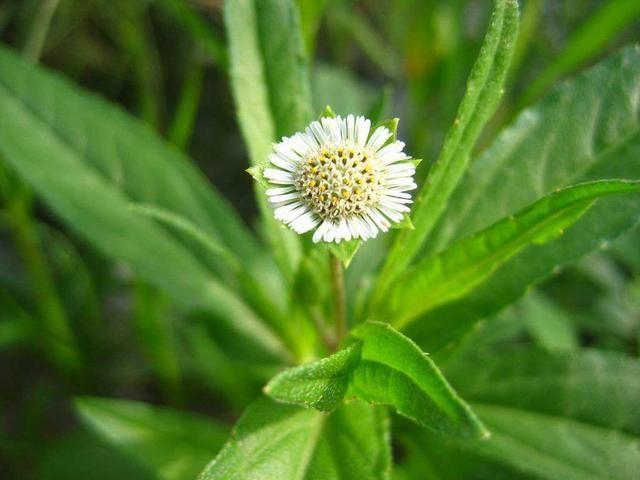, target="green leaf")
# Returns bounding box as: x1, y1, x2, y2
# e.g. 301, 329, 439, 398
348, 321, 487, 439
378, 0, 519, 287
519, 292, 578, 352
521, 0, 640, 105
129, 203, 243, 276
0, 45, 258, 273
224, 0, 312, 280
408, 46, 640, 353
37, 431, 152, 480
319, 104, 337, 119
75, 397, 228, 480
311, 64, 377, 117
384, 180, 640, 328
328, 2, 401, 79
199, 398, 390, 480
447, 348, 640, 436
0, 46, 289, 363
328, 240, 362, 269
468, 405, 640, 480
264, 342, 362, 412
427, 45, 640, 260
436, 348, 640, 480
